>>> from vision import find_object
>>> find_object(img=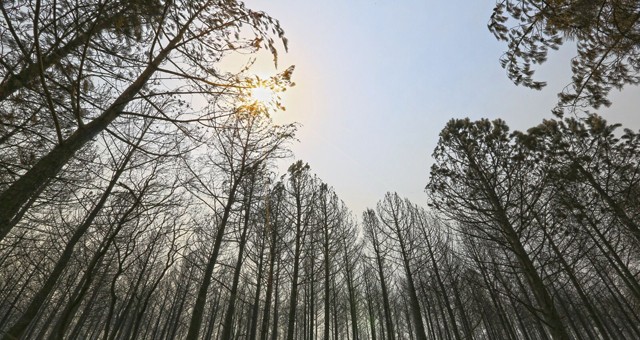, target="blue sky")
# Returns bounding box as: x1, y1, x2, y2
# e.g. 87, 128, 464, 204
238, 0, 640, 215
